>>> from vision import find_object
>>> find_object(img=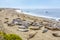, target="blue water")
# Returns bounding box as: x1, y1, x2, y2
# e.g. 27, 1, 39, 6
22, 9, 60, 19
